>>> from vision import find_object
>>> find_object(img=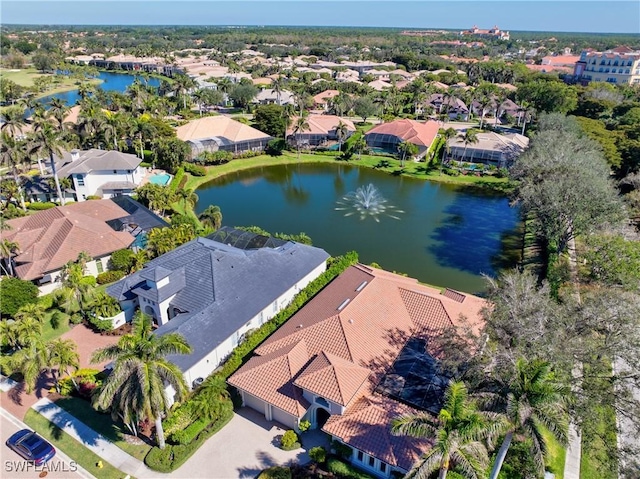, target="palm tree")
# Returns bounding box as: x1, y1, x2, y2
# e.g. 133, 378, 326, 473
485, 359, 569, 479
2, 342, 49, 393
1, 131, 28, 210
398, 141, 419, 168
271, 77, 284, 106
353, 135, 368, 160
293, 114, 310, 160
198, 205, 223, 230
335, 121, 349, 152
47, 98, 70, 131
88, 292, 122, 318
14, 303, 46, 323
460, 129, 479, 165
191, 375, 230, 422
177, 189, 199, 211
29, 115, 67, 205
48, 338, 80, 393
91, 313, 192, 448
392, 381, 504, 479
0, 106, 27, 138
58, 260, 93, 317
440, 127, 457, 167
0, 239, 19, 276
